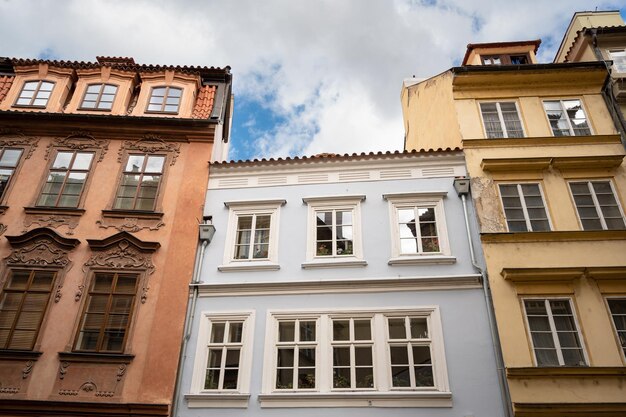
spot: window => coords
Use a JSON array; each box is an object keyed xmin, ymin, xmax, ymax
[
  {"xmin": 74, "ymin": 272, "xmax": 138, "ymax": 353},
  {"xmin": 14, "ymin": 80, "xmax": 54, "ymax": 107},
  {"xmin": 114, "ymin": 154, "xmax": 165, "ymax": 211},
  {"xmin": 0, "ymin": 148, "xmax": 23, "ymax": 200},
  {"xmin": 188, "ymin": 312, "xmax": 254, "ymax": 406},
  {"xmin": 0, "ymin": 269, "xmax": 57, "ymax": 350},
  {"xmin": 569, "ymin": 180, "xmax": 625, "ymax": 230},
  {"xmin": 80, "ymin": 83, "xmax": 118, "ymax": 110},
  {"xmin": 499, "ymin": 183, "xmax": 550, "ymax": 232},
  {"xmin": 481, "ymin": 54, "xmax": 529, "ymax": 65},
  {"xmin": 388, "ymin": 316, "xmax": 433, "ymax": 388},
  {"xmin": 276, "ymin": 319, "xmax": 317, "ymax": 390},
  {"xmin": 482, "ymin": 55, "xmax": 501, "ymax": 65},
  {"xmin": 479, "ymin": 102, "xmax": 524, "ymax": 138},
  {"xmin": 146, "ymin": 86, "xmax": 182, "ymax": 113},
  {"xmin": 37, "ymin": 151, "xmax": 94, "ymax": 208},
  {"xmin": 303, "ymin": 196, "xmax": 365, "ymax": 268},
  {"xmin": 607, "ymin": 299, "xmax": 626, "ymax": 358},
  {"xmin": 220, "ymin": 200, "xmax": 284, "ymax": 272},
  {"xmin": 523, "ymin": 299, "xmax": 586, "ymax": 367},
  {"xmin": 385, "ymin": 192, "xmax": 453, "ymax": 265},
  {"xmin": 510, "ymin": 55, "xmax": 529, "ymax": 65},
  {"xmin": 609, "ymin": 50, "xmax": 626, "ymax": 73},
  {"xmin": 543, "ymin": 99, "xmax": 592, "ymax": 136},
  {"xmin": 261, "ymin": 308, "xmax": 450, "ymax": 407}
]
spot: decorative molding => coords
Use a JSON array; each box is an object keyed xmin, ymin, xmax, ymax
[
  {"xmin": 5, "ymin": 239, "xmax": 70, "ymax": 267},
  {"xmin": 0, "ymin": 224, "xmax": 7, "ymax": 235},
  {"xmin": 21, "ymin": 361, "xmax": 34, "ymax": 379},
  {"xmin": 23, "ymin": 212, "xmax": 81, "ymax": 236},
  {"xmin": 481, "ymin": 230, "xmax": 626, "ymax": 243},
  {"xmin": 0, "ymin": 385, "xmax": 19, "ymax": 394},
  {"xmin": 58, "ymin": 351, "xmax": 135, "ymax": 364},
  {"xmin": 382, "ymin": 191, "xmax": 448, "ymax": 200},
  {"xmin": 185, "ymin": 393, "xmax": 250, "ymax": 409},
  {"xmin": 59, "ymin": 361, "xmax": 70, "ymax": 380},
  {"xmin": 0, "ymin": 130, "xmax": 39, "ymax": 159},
  {"xmin": 300, "ymin": 259, "xmax": 368, "ymax": 269},
  {"xmin": 257, "ymin": 391, "xmax": 453, "ymax": 408},
  {"xmin": 302, "ymin": 195, "xmax": 366, "ymax": 204},
  {"xmin": 116, "ymin": 364, "xmax": 126, "ymax": 382},
  {"xmin": 97, "ymin": 214, "xmax": 165, "ymax": 233},
  {"xmin": 463, "ymin": 134, "xmax": 622, "ymax": 148},
  {"xmin": 223, "ymin": 199, "xmax": 286, "ymax": 208},
  {"xmin": 513, "ymin": 402, "xmax": 626, "ymax": 417},
  {"xmin": 118, "ymin": 135, "xmax": 181, "ymax": 166},
  {"xmin": 58, "ymin": 380, "xmax": 114, "ymax": 397},
  {"xmin": 481, "ymin": 155, "xmax": 624, "ymax": 172},
  {"xmin": 46, "ymin": 132, "xmax": 110, "ymax": 162},
  {"xmin": 0, "ymin": 350, "xmax": 42, "ymax": 361},
  {"xmin": 387, "ymin": 256, "xmax": 457, "ymax": 266},
  {"xmin": 196, "ymin": 274, "xmax": 483, "ymax": 297},
  {"xmin": 507, "ymin": 366, "xmax": 626, "ymax": 378},
  {"xmin": 217, "ymin": 262, "xmax": 281, "ymax": 272}
]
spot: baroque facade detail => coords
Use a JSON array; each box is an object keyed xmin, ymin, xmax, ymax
[
  {"xmin": 118, "ymin": 135, "xmax": 181, "ymax": 166},
  {"xmin": 0, "ymin": 129, "xmax": 39, "ymax": 159},
  {"xmin": 96, "ymin": 216, "xmax": 165, "ymax": 233},
  {"xmin": 45, "ymin": 132, "xmax": 110, "ymax": 162},
  {"xmin": 23, "ymin": 214, "xmax": 80, "ymax": 235}
]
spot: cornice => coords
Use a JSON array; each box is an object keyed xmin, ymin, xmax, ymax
[
  {"xmin": 513, "ymin": 402, "xmax": 626, "ymax": 417},
  {"xmin": 195, "ymin": 274, "xmax": 482, "ymax": 297},
  {"xmin": 480, "ymin": 230, "xmax": 626, "ymax": 243},
  {"xmin": 480, "ymin": 155, "xmax": 624, "ymax": 172},
  {"xmin": 507, "ymin": 366, "xmax": 626, "ymax": 378},
  {"xmin": 463, "ymin": 134, "xmax": 622, "ymax": 148},
  {"xmin": 500, "ymin": 266, "xmax": 626, "ymax": 282}
]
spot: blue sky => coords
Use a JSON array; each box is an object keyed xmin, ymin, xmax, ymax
[{"xmin": 1, "ymin": 1, "xmax": 625, "ymax": 161}]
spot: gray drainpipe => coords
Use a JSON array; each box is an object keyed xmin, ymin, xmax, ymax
[
  {"xmin": 454, "ymin": 177, "xmax": 513, "ymax": 417},
  {"xmin": 171, "ymin": 218, "xmax": 215, "ymax": 417}
]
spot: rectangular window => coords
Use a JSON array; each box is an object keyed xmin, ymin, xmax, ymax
[
  {"xmin": 114, "ymin": 154, "xmax": 165, "ymax": 211},
  {"xmin": 0, "ymin": 269, "xmax": 56, "ymax": 350},
  {"xmin": 397, "ymin": 207, "xmax": 439, "ymax": 254},
  {"xmin": 275, "ymin": 319, "xmax": 317, "ymax": 390},
  {"xmin": 569, "ymin": 180, "xmax": 626, "ymax": 230},
  {"xmin": 37, "ymin": 151, "xmax": 94, "ymax": 208},
  {"xmin": 480, "ymin": 102, "xmax": 524, "ymax": 138},
  {"xmin": 205, "ymin": 320, "xmax": 244, "ymax": 390},
  {"xmin": 543, "ymin": 99, "xmax": 592, "ymax": 136},
  {"xmin": 609, "ymin": 50, "xmax": 626, "ymax": 73},
  {"xmin": 510, "ymin": 55, "xmax": 529, "ymax": 65},
  {"xmin": 0, "ymin": 148, "xmax": 24, "ymax": 200},
  {"xmin": 74, "ymin": 272, "xmax": 138, "ymax": 353},
  {"xmin": 81, "ymin": 83, "xmax": 118, "ymax": 110},
  {"xmin": 482, "ymin": 55, "xmax": 501, "ymax": 65},
  {"xmin": 146, "ymin": 86, "xmax": 182, "ymax": 113},
  {"xmin": 315, "ymin": 209, "xmax": 353, "ymax": 256},
  {"xmin": 499, "ymin": 183, "xmax": 550, "ymax": 232},
  {"xmin": 234, "ymin": 214, "xmax": 271, "ymax": 260},
  {"xmin": 607, "ymin": 299, "xmax": 626, "ymax": 358},
  {"xmin": 524, "ymin": 299, "xmax": 586, "ymax": 367},
  {"xmin": 331, "ymin": 318, "xmax": 374, "ymax": 389},
  {"xmin": 15, "ymin": 80, "xmax": 54, "ymax": 107},
  {"xmin": 388, "ymin": 316, "xmax": 433, "ymax": 388}
]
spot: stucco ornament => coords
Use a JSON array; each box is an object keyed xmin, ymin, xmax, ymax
[
  {"xmin": 5, "ymin": 238, "xmax": 71, "ymax": 267},
  {"xmin": 0, "ymin": 129, "xmax": 39, "ymax": 159},
  {"xmin": 118, "ymin": 135, "xmax": 181, "ymax": 166},
  {"xmin": 96, "ymin": 216, "xmax": 165, "ymax": 233},
  {"xmin": 45, "ymin": 132, "xmax": 110, "ymax": 162},
  {"xmin": 23, "ymin": 214, "xmax": 80, "ymax": 235}
]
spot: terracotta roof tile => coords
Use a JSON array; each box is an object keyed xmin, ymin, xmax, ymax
[
  {"xmin": 561, "ymin": 26, "xmax": 626, "ymax": 62},
  {"xmin": 192, "ymin": 85, "xmax": 217, "ymax": 119},
  {"xmin": 0, "ymin": 75, "xmax": 14, "ymax": 103},
  {"xmin": 211, "ymin": 148, "xmax": 463, "ymax": 167}
]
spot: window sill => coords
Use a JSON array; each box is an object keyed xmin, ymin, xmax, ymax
[
  {"xmin": 24, "ymin": 206, "xmax": 85, "ymax": 216},
  {"xmin": 185, "ymin": 393, "xmax": 250, "ymax": 408},
  {"xmin": 58, "ymin": 351, "xmax": 135, "ymax": 364},
  {"xmin": 257, "ymin": 391, "xmax": 452, "ymax": 408},
  {"xmin": 0, "ymin": 349, "xmax": 43, "ymax": 361},
  {"xmin": 101, "ymin": 209, "xmax": 164, "ymax": 220},
  {"xmin": 218, "ymin": 262, "xmax": 280, "ymax": 272},
  {"xmin": 388, "ymin": 255, "xmax": 456, "ymax": 266},
  {"xmin": 506, "ymin": 366, "xmax": 626, "ymax": 378},
  {"xmin": 481, "ymin": 230, "xmax": 626, "ymax": 243},
  {"xmin": 301, "ymin": 258, "xmax": 368, "ymax": 269}
]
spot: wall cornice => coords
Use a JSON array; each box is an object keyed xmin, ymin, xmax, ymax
[{"xmin": 481, "ymin": 230, "xmax": 626, "ymax": 243}]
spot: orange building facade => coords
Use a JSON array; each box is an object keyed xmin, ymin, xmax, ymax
[{"xmin": 0, "ymin": 56, "xmax": 232, "ymax": 416}]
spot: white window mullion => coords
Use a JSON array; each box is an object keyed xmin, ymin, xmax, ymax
[
  {"xmin": 495, "ymin": 103, "xmax": 508, "ymax": 138},
  {"xmin": 560, "ymin": 100, "xmax": 576, "ymax": 136},
  {"xmin": 588, "ymin": 182, "xmax": 608, "ymax": 230},
  {"xmin": 516, "ymin": 184, "xmax": 533, "ymax": 231},
  {"xmin": 544, "ymin": 300, "xmax": 565, "ymax": 366}
]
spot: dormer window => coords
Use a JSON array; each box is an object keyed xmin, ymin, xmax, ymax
[
  {"xmin": 482, "ymin": 55, "xmax": 501, "ymax": 65},
  {"xmin": 481, "ymin": 54, "xmax": 530, "ymax": 65},
  {"xmin": 14, "ymin": 80, "xmax": 55, "ymax": 107},
  {"xmin": 146, "ymin": 86, "xmax": 182, "ymax": 114},
  {"xmin": 81, "ymin": 83, "xmax": 118, "ymax": 110}
]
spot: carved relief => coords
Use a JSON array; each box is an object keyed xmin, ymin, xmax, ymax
[
  {"xmin": 0, "ymin": 129, "xmax": 39, "ymax": 159},
  {"xmin": 96, "ymin": 216, "xmax": 165, "ymax": 233},
  {"xmin": 6, "ymin": 238, "xmax": 71, "ymax": 267},
  {"xmin": 23, "ymin": 214, "xmax": 79, "ymax": 235},
  {"xmin": 55, "ymin": 363, "xmax": 126, "ymax": 398},
  {"xmin": 45, "ymin": 132, "xmax": 110, "ymax": 162},
  {"xmin": 22, "ymin": 361, "xmax": 34, "ymax": 379},
  {"xmin": 59, "ymin": 361, "xmax": 70, "ymax": 380},
  {"xmin": 0, "ymin": 384, "xmax": 19, "ymax": 394},
  {"xmin": 118, "ymin": 135, "xmax": 181, "ymax": 166},
  {"xmin": 0, "ymin": 224, "xmax": 7, "ymax": 235},
  {"xmin": 116, "ymin": 364, "xmax": 127, "ymax": 382}
]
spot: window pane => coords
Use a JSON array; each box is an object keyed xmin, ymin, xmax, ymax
[
  {"xmin": 333, "ymin": 320, "xmax": 349, "ymax": 341},
  {"xmin": 0, "ymin": 149, "xmax": 23, "ymax": 167},
  {"xmin": 211, "ymin": 323, "xmax": 225, "ymax": 343},
  {"xmin": 388, "ymin": 318, "xmax": 406, "ymax": 339},
  {"xmin": 410, "ymin": 318, "xmax": 428, "ymax": 339},
  {"xmin": 354, "ymin": 320, "xmax": 371, "ymax": 340},
  {"xmin": 145, "ymin": 156, "xmax": 165, "ymax": 173},
  {"xmin": 126, "ymin": 155, "xmax": 145, "ymax": 172},
  {"xmin": 299, "ymin": 321, "xmax": 316, "ymax": 341},
  {"xmin": 278, "ymin": 321, "xmax": 295, "ymax": 342}
]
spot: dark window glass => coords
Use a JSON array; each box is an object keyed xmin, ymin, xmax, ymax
[
  {"xmin": 113, "ymin": 154, "xmax": 165, "ymax": 211},
  {"xmin": 37, "ymin": 151, "xmax": 94, "ymax": 208}
]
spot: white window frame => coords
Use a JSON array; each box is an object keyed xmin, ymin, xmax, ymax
[
  {"xmin": 605, "ymin": 297, "xmax": 626, "ymax": 362},
  {"xmin": 478, "ymin": 101, "xmax": 526, "ymax": 139},
  {"xmin": 259, "ymin": 307, "xmax": 450, "ymax": 408},
  {"xmin": 608, "ymin": 49, "xmax": 626, "ymax": 74},
  {"xmin": 301, "ymin": 195, "xmax": 366, "ymax": 269},
  {"xmin": 542, "ymin": 98, "xmax": 593, "ymax": 137},
  {"xmin": 567, "ymin": 179, "xmax": 626, "ymax": 231},
  {"xmin": 522, "ymin": 298, "xmax": 588, "ymax": 367},
  {"xmin": 498, "ymin": 182, "xmax": 552, "ymax": 232},
  {"xmin": 219, "ymin": 199, "xmax": 285, "ymax": 272},
  {"xmin": 384, "ymin": 192, "xmax": 454, "ymax": 265},
  {"xmin": 187, "ymin": 311, "xmax": 255, "ymax": 408}
]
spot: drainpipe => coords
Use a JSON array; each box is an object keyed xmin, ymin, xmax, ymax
[
  {"xmin": 453, "ymin": 177, "xmax": 513, "ymax": 417},
  {"xmin": 171, "ymin": 217, "xmax": 215, "ymax": 417}
]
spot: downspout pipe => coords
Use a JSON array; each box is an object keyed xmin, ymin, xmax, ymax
[
  {"xmin": 454, "ymin": 177, "xmax": 513, "ymax": 417},
  {"xmin": 171, "ymin": 223, "xmax": 212, "ymax": 417}
]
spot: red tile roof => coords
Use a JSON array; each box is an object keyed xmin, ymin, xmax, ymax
[
  {"xmin": 211, "ymin": 148, "xmax": 463, "ymax": 167},
  {"xmin": 0, "ymin": 75, "xmax": 14, "ymax": 103},
  {"xmin": 192, "ymin": 85, "xmax": 217, "ymax": 119}
]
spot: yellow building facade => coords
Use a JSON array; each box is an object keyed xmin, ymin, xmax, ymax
[{"xmin": 402, "ymin": 43, "xmax": 626, "ymax": 416}]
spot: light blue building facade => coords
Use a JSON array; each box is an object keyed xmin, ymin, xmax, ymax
[{"xmin": 174, "ymin": 150, "xmax": 506, "ymax": 417}]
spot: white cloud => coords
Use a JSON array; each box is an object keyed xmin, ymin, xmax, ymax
[{"xmin": 0, "ymin": 0, "xmax": 623, "ymax": 160}]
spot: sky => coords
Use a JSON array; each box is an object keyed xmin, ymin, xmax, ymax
[{"xmin": 1, "ymin": 0, "xmax": 625, "ymax": 161}]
